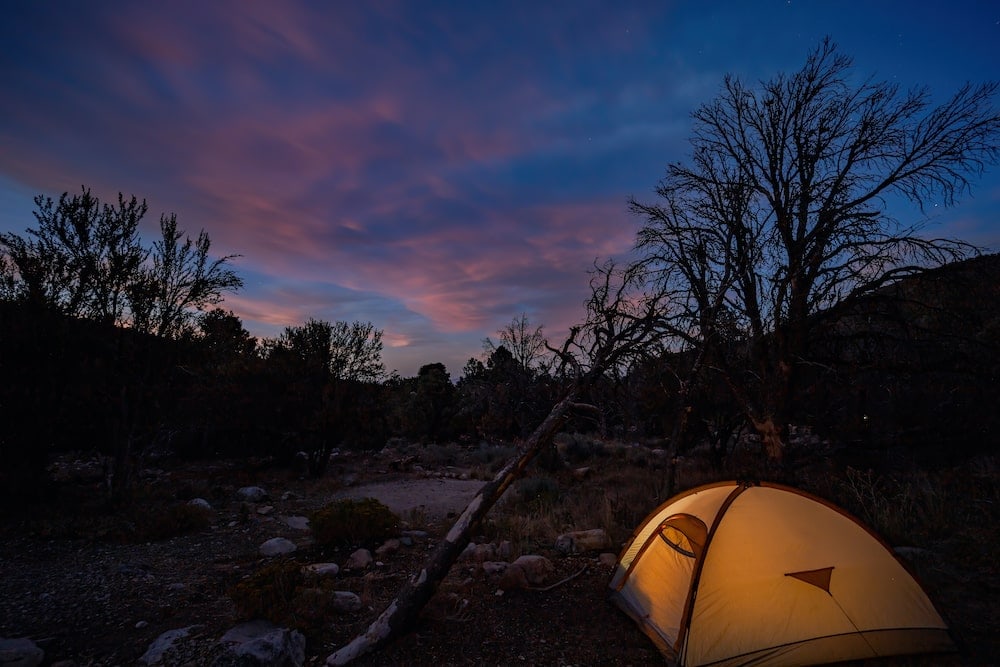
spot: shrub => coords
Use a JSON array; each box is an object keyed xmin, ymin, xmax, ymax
[
  {"xmin": 509, "ymin": 475, "xmax": 560, "ymax": 509},
  {"xmin": 556, "ymin": 433, "xmax": 608, "ymax": 463},
  {"xmin": 469, "ymin": 443, "xmax": 517, "ymax": 472},
  {"xmin": 230, "ymin": 559, "xmax": 303, "ymax": 624},
  {"xmin": 309, "ymin": 497, "xmax": 399, "ymax": 547},
  {"xmin": 417, "ymin": 442, "xmax": 462, "ymax": 467}
]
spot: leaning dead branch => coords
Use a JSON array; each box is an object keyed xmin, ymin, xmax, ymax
[{"xmin": 327, "ymin": 259, "xmax": 671, "ymax": 666}]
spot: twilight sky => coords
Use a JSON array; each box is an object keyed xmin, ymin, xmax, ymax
[{"xmin": 1, "ymin": 1, "xmax": 998, "ymax": 377}]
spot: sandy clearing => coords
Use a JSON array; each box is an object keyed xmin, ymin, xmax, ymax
[{"xmin": 331, "ymin": 477, "xmax": 485, "ymax": 519}]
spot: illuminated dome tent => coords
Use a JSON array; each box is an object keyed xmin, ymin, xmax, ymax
[{"xmin": 609, "ymin": 481, "xmax": 955, "ymax": 666}]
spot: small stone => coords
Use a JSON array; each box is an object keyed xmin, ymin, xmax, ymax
[
  {"xmin": 256, "ymin": 505, "xmax": 274, "ymax": 516},
  {"xmin": 139, "ymin": 625, "xmax": 200, "ymax": 665},
  {"xmin": 507, "ymin": 555, "xmax": 553, "ymax": 587},
  {"xmin": 281, "ymin": 515, "xmax": 310, "ymax": 530},
  {"xmin": 135, "ymin": 620, "xmax": 149, "ymax": 629},
  {"xmin": 554, "ymin": 528, "xmax": 612, "ymax": 554},
  {"xmin": 401, "ymin": 529, "xmax": 429, "ymax": 540},
  {"xmin": 598, "ymin": 552, "xmax": 618, "ymax": 568},
  {"xmin": 482, "ymin": 561, "xmax": 509, "ymax": 576},
  {"xmin": 259, "ymin": 537, "xmax": 297, "ymax": 557},
  {"xmin": 344, "ymin": 548, "xmax": 373, "ymax": 570},
  {"xmin": 236, "ymin": 486, "xmax": 268, "ymax": 502},
  {"xmin": 375, "ymin": 538, "xmax": 400, "ymax": 558},
  {"xmin": 303, "ymin": 562, "xmax": 339, "ymax": 578},
  {"xmin": 187, "ymin": 498, "xmax": 212, "ymax": 510},
  {"xmin": 329, "ymin": 590, "xmax": 363, "ymax": 613}
]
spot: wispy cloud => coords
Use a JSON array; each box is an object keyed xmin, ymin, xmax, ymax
[{"xmin": 2, "ymin": 1, "xmax": 998, "ymax": 375}]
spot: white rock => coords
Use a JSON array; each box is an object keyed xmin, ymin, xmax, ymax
[
  {"xmin": 236, "ymin": 486, "xmax": 268, "ymax": 502},
  {"xmin": 218, "ymin": 620, "xmax": 305, "ymax": 667},
  {"xmin": 139, "ymin": 625, "xmax": 200, "ymax": 665},
  {"xmin": 554, "ymin": 528, "xmax": 612, "ymax": 554},
  {"xmin": 259, "ymin": 537, "xmax": 297, "ymax": 557}
]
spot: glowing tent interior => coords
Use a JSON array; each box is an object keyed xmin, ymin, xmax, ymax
[{"xmin": 608, "ymin": 481, "xmax": 956, "ymax": 666}]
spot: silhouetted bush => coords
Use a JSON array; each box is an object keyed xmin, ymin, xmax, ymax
[{"xmin": 309, "ymin": 497, "xmax": 398, "ymax": 547}]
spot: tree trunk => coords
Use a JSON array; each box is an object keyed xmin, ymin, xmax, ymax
[{"xmin": 326, "ymin": 392, "xmax": 577, "ymax": 666}]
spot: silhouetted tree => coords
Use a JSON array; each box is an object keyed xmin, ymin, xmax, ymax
[
  {"xmin": 129, "ymin": 214, "xmax": 242, "ymax": 338},
  {"xmin": 0, "ymin": 188, "xmax": 147, "ymax": 322},
  {"xmin": 483, "ymin": 313, "xmax": 549, "ymax": 373},
  {"xmin": 268, "ymin": 318, "xmax": 385, "ymax": 474},
  {"xmin": 0, "ymin": 187, "xmax": 242, "ymax": 338},
  {"xmin": 631, "ymin": 39, "xmax": 999, "ymax": 461},
  {"xmin": 0, "ymin": 187, "xmax": 243, "ymax": 502}
]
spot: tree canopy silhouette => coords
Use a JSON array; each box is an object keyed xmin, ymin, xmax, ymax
[{"xmin": 631, "ymin": 38, "xmax": 1000, "ymax": 460}]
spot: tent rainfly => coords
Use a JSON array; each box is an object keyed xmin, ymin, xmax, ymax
[{"xmin": 609, "ymin": 481, "xmax": 956, "ymax": 666}]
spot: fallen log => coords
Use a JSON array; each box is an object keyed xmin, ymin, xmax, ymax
[{"xmin": 326, "ymin": 392, "xmax": 578, "ymax": 665}]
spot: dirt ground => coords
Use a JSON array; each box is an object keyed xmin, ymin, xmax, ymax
[{"xmin": 0, "ymin": 450, "xmax": 996, "ymax": 666}]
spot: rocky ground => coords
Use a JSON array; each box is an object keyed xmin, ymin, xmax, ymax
[{"xmin": 0, "ymin": 449, "xmax": 996, "ymax": 666}]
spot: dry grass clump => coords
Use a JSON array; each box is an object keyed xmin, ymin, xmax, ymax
[
  {"xmin": 309, "ymin": 497, "xmax": 399, "ymax": 548},
  {"xmin": 831, "ymin": 457, "xmax": 1000, "ymax": 554},
  {"xmin": 229, "ymin": 559, "xmax": 347, "ymax": 643}
]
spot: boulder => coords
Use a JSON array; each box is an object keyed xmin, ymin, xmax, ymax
[
  {"xmin": 236, "ymin": 486, "xmax": 269, "ymax": 502},
  {"xmin": 259, "ymin": 537, "xmax": 297, "ymax": 557},
  {"xmin": 218, "ymin": 619, "xmax": 305, "ymax": 666},
  {"xmin": 554, "ymin": 528, "xmax": 612, "ymax": 554},
  {"xmin": 0, "ymin": 637, "xmax": 44, "ymax": 667}
]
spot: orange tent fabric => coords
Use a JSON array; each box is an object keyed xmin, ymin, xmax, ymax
[{"xmin": 609, "ymin": 481, "xmax": 955, "ymax": 666}]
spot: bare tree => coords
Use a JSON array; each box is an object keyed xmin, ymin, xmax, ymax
[
  {"xmin": 483, "ymin": 312, "xmax": 549, "ymax": 372},
  {"xmin": 129, "ymin": 213, "xmax": 242, "ymax": 338},
  {"xmin": 631, "ymin": 38, "xmax": 999, "ymax": 460},
  {"xmin": 0, "ymin": 187, "xmax": 148, "ymax": 323},
  {"xmin": 0, "ymin": 187, "xmax": 242, "ymax": 339}
]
